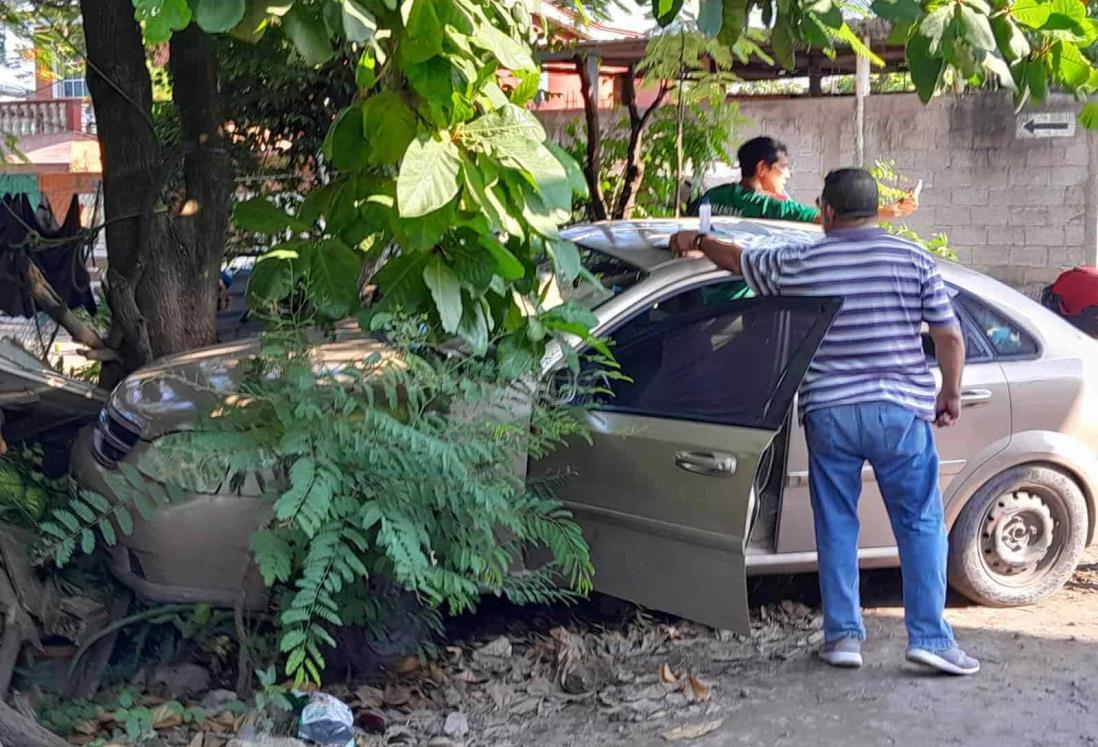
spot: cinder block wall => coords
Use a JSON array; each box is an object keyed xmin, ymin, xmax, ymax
[{"xmin": 539, "ymin": 92, "xmax": 1098, "ymax": 297}]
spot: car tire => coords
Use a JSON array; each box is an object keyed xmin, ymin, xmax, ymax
[{"xmin": 948, "ymin": 465, "xmax": 1088, "ymax": 607}]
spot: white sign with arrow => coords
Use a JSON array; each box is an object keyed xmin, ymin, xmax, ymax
[{"xmin": 1016, "ymin": 112, "xmax": 1077, "ymax": 139}]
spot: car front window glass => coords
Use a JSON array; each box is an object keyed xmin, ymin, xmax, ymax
[{"xmin": 537, "ymin": 246, "xmax": 649, "ymax": 311}]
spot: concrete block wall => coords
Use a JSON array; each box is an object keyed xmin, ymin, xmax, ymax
[{"xmin": 539, "ymin": 92, "xmax": 1098, "ymax": 297}]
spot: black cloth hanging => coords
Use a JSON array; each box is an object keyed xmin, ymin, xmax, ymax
[{"xmin": 0, "ymin": 193, "xmax": 96, "ymax": 319}]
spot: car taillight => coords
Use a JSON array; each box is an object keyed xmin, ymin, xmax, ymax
[{"xmin": 92, "ymin": 408, "xmax": 141, "ymax": 469}]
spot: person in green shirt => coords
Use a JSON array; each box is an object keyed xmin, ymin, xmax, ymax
[{"xmin": 688, "ymin": 136, "xmax": 917, "ymax": 223}]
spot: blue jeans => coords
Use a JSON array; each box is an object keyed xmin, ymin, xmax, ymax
[{"xmin": 804, "ymin": 402, "xmax": 955, "ymax": 651}]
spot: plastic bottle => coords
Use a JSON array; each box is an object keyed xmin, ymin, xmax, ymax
[{"xmin": 698, "ymin": 197, "xmax": 712, "ymax": 235}]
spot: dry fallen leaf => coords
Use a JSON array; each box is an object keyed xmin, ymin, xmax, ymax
[
  {"xmin": 428, "ymin": 662, "xmax": 449, "ymax": 683},
  {"xmin": 393, "ymin": 655, "xmax": 421, "ymax": 675},
  {"xmin": 685, "ymin": 674, "xmax": 712, "ymax": 703},
  {"xmin": 510, "ymin": 696, "xmax": 541, "ymax": 716},
  {"xmin": 477, "ymin": 635, "xmax": 513, "ymax": 658},
  {"xmin": 455, "ymin": 669, "xmax": 479, "ymax": 684},
  {"xmin": 187, "ymin": 734, "xmax": 204, "ymax": 747},
  {"xmin": 383, "ymin": 684, "xmax": 413, "ymax": 708},
  {"xmin": 74, "ymin": 719, "xmax": 100, "ymax": 736},
  {"xmin": 151, "ymin": 704, "xmax": 183, "ymax": 730},
  {"xmin": 662, "ymin": 719, "xmax": 724, "ymax": 741},
  {"xmin": 659, "ymin": 663, "xmax": 678, "ymax": 685},
  {"xmin": 356, "ymin": 685, "xmax": 385, "ymax": 708}
]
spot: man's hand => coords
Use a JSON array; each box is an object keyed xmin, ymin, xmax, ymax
[
  {"xmin": 935, "ymin": 389, "xmax": 961, "ymax": 428},
  {"xmin": 670, "ymin": 230, "xmax": 704, "ymax": 259},
  {"xmin": 881, "ymin": 193, "xmax": 919, "ymax": 220}
]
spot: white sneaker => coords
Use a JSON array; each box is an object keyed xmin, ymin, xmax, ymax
[
  {"xmin": 906, "ymin": 646, "xmax": 980, "ymax": 676},
  {"xmin": 819, "ymin": 638, "xmax": 863, "ymax": 668}
]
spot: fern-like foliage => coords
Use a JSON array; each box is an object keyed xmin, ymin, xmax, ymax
[
  {"xmin": 83, "ymin": 317, "xmax": 601, "ymax": 686},
  {"xmin": 36, "ymin": 462, "xmax": 190, "ymax": 567}
]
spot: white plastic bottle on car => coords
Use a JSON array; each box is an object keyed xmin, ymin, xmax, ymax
[{"xmin": 698, "ymin": 196, "xmax": 712, "ymax": 235}]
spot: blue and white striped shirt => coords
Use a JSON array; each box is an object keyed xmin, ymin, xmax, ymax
[{"xmin": 740, "ymin": 227, "xmax": 957, "ymax": 422}]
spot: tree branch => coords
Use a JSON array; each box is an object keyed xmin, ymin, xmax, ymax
[
  {"xmin": 22, "ymin": 263, "xmax": 106, "ymax": 353},
  {"xmin": 574, "ymin": 53, "xmax": 608, "ymax": 221},
  {"xmin": 614, "ymin": 67, "xmax": 671, "ymax": 220}
]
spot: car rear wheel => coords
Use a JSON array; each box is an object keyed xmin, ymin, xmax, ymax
[{"xmin": 948, "ymin": 465, "xmax": 1088, "ymax": 607}]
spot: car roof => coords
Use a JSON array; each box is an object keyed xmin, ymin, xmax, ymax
[
  {"xmin": 560, "ymin": 217, "xmax": 1094, "ymax": 357},
  {"xmin": 560, "ymin": 217, "xmax": 822, "ymax": 273}
]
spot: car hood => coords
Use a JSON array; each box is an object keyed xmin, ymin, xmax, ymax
[{"xmin": 110, "ymin": 330, "xmax": 396, "ymax": 439}]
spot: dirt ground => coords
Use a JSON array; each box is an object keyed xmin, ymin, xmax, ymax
[
  {"xmin": 412, "ymin": 546, "xmax": 1098, "ymax": 747},
  {"xmin": 637, "ymin": 546, "xmax": 1098, "ymax": 747}
]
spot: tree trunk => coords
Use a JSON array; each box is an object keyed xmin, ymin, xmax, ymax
[
  {"xmin": 574, "ymin": 54, "xmax": 608, "ymax": 221},
  {"xmin": 82, "ymin": 0, "xmax": 231, "ymax": 388},
  {"xmin": 0, "ymin": 698, "xmax": 69, "ymax": 747},
  {"xmin": 614, "ymin": 68, "xmax": 669, "ymax": 220}
]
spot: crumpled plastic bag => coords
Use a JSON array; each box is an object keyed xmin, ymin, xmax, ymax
[{"xmin": 297, "ymin": 691, "xmax": 355, "ymax": 747}]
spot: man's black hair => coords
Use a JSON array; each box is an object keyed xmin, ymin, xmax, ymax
[
  {"xmin": 737, "ymin": 136, "xmax": 788, "ymax": 179},
  {"xmin": 822, "ymin": 168, "xmax": 879, "ymax": 220}
]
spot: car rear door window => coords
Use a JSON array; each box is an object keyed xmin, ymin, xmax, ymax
[
  {"xmin": 955, "ymin": 293, "xmax": 1039, "ymax": 359},
  {"xmin": 590, "ymin": 283, "xmax": 838, "ymax": 430}
]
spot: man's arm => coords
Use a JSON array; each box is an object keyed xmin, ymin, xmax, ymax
[
  {"xmin": 669, "ymin": 231, "xmax": 745, "ymax": 273},
  {"xmin": 929, "ymin": 324, "xmax": 965, "ymax": 427}
]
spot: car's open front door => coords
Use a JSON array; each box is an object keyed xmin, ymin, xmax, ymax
[{"xmin": 534, "ymin": 292, "xmax": 840, "ymax": 632}]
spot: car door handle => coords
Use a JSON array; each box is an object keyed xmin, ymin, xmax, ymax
[
  {"xmin": 674, "ymin": 450, "xmax": 738, "ymax": 477},
  {"xmin": 961, "ymin": 388, "xmax": 993, "ymax": 406}
]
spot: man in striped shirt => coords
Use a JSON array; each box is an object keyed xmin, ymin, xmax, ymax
[{"xmin": 670, "ymin": 168, "xmax": 978, "ymax": 676}]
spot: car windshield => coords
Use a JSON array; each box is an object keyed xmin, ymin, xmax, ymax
[{"xmin": 538, "ymin": 245, "xmax": 648, "ymax": 311}]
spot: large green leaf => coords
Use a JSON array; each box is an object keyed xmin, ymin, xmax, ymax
[
  {"xmin": 697, "ymin": 0, "xmax": 724, "ymax": 36},
  {"xmin": 282, "ymin": 6, "xmax": 334, "ymax": 66},
  {"xmin": 247, "ymin": 242, "xmax": 312, "ymax": 307},
  {"xmin": 495, "ymin": 139, "xmax": 570, "ymax": 214},
  {"xmin": 235, "ymin": 197, "xmax": 309, "ymax": 234},
  {"xmin": 653, "ymin": 0, "xmax": 686, "ymax": 27},
  {"xmin": 193, "ymin": 0, "xmax": 246, "ymax": 32},
  {"xmin": 771, "ymin": 18, "xmax": 797, "ymax": 71},
  {"xmin": 462, "ymin": 103, "xmax": 546, "ymax": 148},
  {"xmin": 370, "ymin": 252, "xmax": 431, "ymax": 313},
  {"xmin": 449, "ymin": 239, "xmax": 496, "ymax": 292},
  {"xmin": 310, "ymin": 239, "xmax": 364, "ymax": 319},
  {"xmin": 342, "ymin": 0, "xmax": 377, "ymax": 43},
  {"xmin": 1052, "ymin": 40, "xmax": 1091, "ymax": 87},
  {"xmin": 479, "ymin": 237, "xmax": 525, "ymax": 280},
  {"xmin": 908, "ymin": 34, "xmax": 945, "ymax": 103},
  {"xmin": 919, "ymin": 6, "xmax": 956, "ymax": 53},
  {"xmin": 404, "ymin": 0, "xmax": 445, "ymax": 63},
  {"xmin": 323, "ymin": 102, "xmax": 370, "ymax": 172},
  {"xmin": 991, "ymin": 16, "xmax": 1031, "ymax": 61},
  {"xmin": 1044, "ymin": 0, "xmax": 1087, "ymax": 32},
  {"xmin": 1027, "ymin": 59, "xmax": 1050, "ymax": 101},
  {"xmin": 545, "ymin": 142, "xmax": 588, "ymax": 200},
  {"xmin": 1080, "ymin": 102, "xmax": 1098, "ymax": 130},
  {"xmin": 471, "ymin": 23, "xmax": 536, "ymax": 71},
  {"xmin": 1011, "ymin": 0, "xmax": 1052, "ymax": 28},
  {"xmin": 548, "ymin": 240, "xmax": 581, "ymax": 285},
  {"xmin": 871, "ymin": 0, "xmax": 924, "ymax": 24},
  {"xmin": 457, "ymin": 299, "xmax": 490, "ymax": 356},
  {"xmin": 397, "ymin": 134, "xmax": 462, "ymax": 218},
  {"xmin": 404, "ymin": 57, "xmax": 455, "ymax": 125},
  {"xmin": 718, "ymin": 0, "xmax": 749, "ymax": 45},
  {"xmin": 423, "ymin": 258, "xmax": 463, "ymax": 333},
  {"xmin": 957, "ymin": 5, "xmax": 996, "ymax": 51},
  {"xmin": 230, "ymin": 0, "xmax": 271, "ymax": 41},
  {"xmin": 983, "ymin": 54, "xmax": 1016, "ymax": 90},
  {"xmin": 137, "ymin": 0, "xmax": 192, "ymax": 43},
  {"xmin": 361, "ymin": 92, "xmax": 416, "ymax": 165}
]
